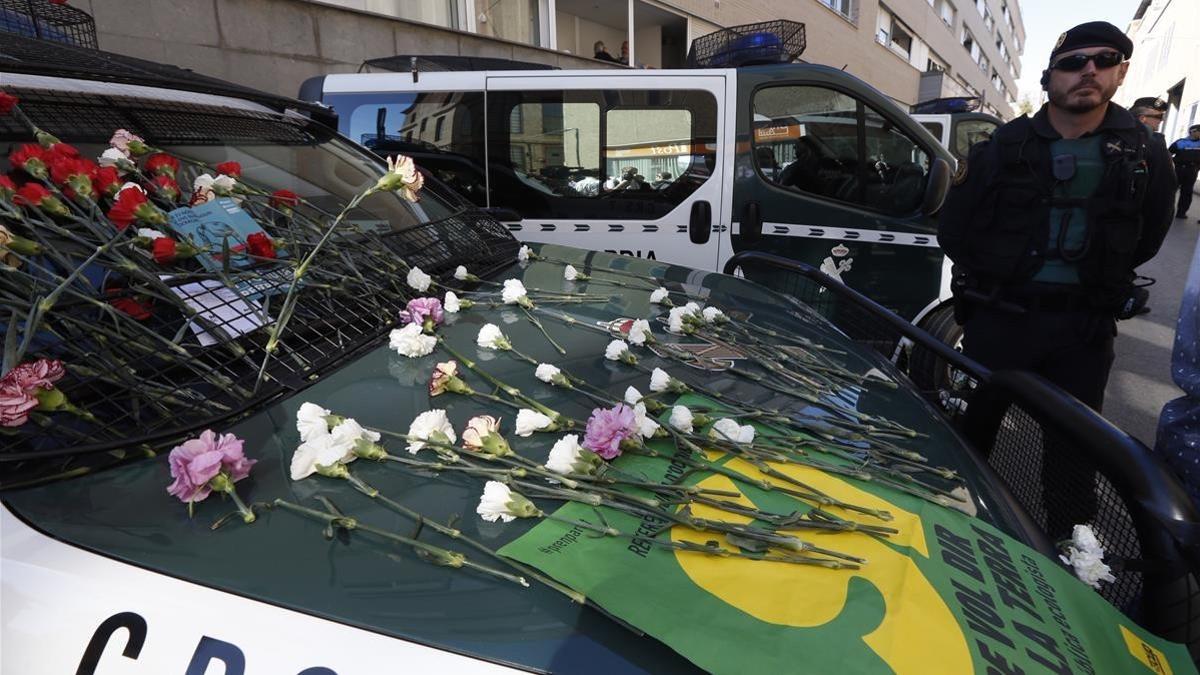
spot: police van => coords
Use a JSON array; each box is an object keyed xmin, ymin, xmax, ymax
[{"xmin": 300, "ymin": 24, "xmax": 958, "ymax": 338}]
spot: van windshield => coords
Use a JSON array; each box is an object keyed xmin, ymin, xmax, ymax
[{"xmin": 0, "ymin": 86, "xmax": 517, "ymax": 485}]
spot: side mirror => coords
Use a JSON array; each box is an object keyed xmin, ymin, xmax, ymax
[
  {"xmin": 483, "ymin": 206, "xmax": 522, "ymax": 222},
  {"xmin": 922, "ymin": 157, "xmax": 952, "ymax": 216}
]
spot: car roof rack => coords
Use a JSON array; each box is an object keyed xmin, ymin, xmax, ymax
[
  {"xmin": 911, "ymin": 97, "xmax": 982, "ymax": 114},
  {"xmin": 361, "ymin": 55, "xmax": 558, "ymax": 73},
  {"xmin": 686, "ymin": 20, "xmax": 806, "ymax": 68},
  {"xmin": 0, "ymin": 31, "xmax": 334, "ymax": 124}
]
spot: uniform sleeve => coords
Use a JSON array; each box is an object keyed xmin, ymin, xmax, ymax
[
  {"xmin": 936, "ymin": 140, "xmax": 993, "ymax": 267},
  {"xmin": 1169, "ymin": 140, "xmax": 1181, "ymax": 156},
  {"xmin": 1134, "ymin": 138, "xmax": 1178, "ymax": 266}
]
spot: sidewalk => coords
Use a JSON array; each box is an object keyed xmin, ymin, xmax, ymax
[{"xmin": 1104, "ymin": 208, "xmax": 1200, "ymax": 445}]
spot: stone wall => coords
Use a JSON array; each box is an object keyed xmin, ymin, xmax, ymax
[{"xmin": 65, "ymin": 0, "xmax": 618, "ymax": 99}]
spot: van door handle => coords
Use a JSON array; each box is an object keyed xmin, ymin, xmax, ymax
[
  {"xmin": 742, "ymin": 201, "xmax": 762, "ymax": 242},
  {"xmin": 689, "ymin": 200, "xmax": 712, "ymax": 244}
]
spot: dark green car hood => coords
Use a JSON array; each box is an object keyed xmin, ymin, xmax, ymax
[{"xmin": 2, "ymin": 245, "xmax": 1030, "ymax": 674}]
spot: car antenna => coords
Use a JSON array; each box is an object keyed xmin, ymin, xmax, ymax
[
  {"xmin": 411, "ymin": 56, "xmax": 419, "ymax": 84},
  {"xmin": 841, "ymin": 64, "xmax": 848, "ymax": 70}
]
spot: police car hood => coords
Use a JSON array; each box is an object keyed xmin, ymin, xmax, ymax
[{"xmin": 1, "ymin": 245, "xmax": 1021, "ymax": 674}]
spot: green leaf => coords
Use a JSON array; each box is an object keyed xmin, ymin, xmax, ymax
[{"xmin": 2, "ymin": 310, "xmax": 17, "ymax": 376}]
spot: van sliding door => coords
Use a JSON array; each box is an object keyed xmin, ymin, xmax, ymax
[{"xmin": 484, "ymin": 73, "xmax": 726, "ymax": 270}]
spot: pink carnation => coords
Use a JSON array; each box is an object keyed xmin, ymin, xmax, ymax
[
  {"xmin": 166, "ymin": 429, "xmax": 256, "ymax": 504},
  {"xmin": 583, "ymin": 403, "xmax": 637, "ymax": 460},
  {"xmin": 109, "ymin": 129, "xmax": 143, "ymax": 155},
  {"xmin": 0, "ymin": 381, "xmax": 38, "ymax": 427},
  {"xmin": 3, "ymin": 358, "xmax": 65, "ymax": 391},
  {"xmin": 400, "ymin": 297, "xmax": 445, "ymax": 328}
]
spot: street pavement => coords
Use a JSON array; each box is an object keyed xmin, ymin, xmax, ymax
[{"xmin": 1104, "ymin": 206, "xmax": 1200, "ymax": 446}]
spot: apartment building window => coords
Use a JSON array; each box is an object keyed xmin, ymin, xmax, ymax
[
  {"xmin": 978, "ymin": 55, "xmax": 989, "ymax": 74},
  {"xmin": 939, "ymin": 0, "xmax": 955, "ymax": 26},
  {"xmin": 1001, "ymin": 1, "xmax": 1013, "ymax": 29},
  {"xmin": 819, "ymin": 0, "xmax": 855, "ymax": 20},
  {"xmin": 983, "ymin": 7, "xmax": 994, "ymax": 32},
  {"xmin": 991, "ymin": 69, "xmax": 1002, "ymax": 91},
  {"xmin": 961, "ymin": 27, "xmax": 981, "ymax": 63},
  {"xmin": 927, "ymin": 51, "xmax": 949, "ymax": 73},
  {"xmin": 877, "ymin": 8, "xmax": 915, "ymax": 60}
]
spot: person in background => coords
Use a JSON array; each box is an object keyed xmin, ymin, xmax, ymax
[
  {"xmin": 1155, "ymin": 236, "xmax": 1200, "ymax": 507},
  {"xmin": 1169, "ymin": 124, "xmax": 1200, "ymax": 220},
  {"xmin": 652, "ymin": 171, "xmax": 673, "ymax": 189},
  {"xmin": 594, "ymin": 41, "xmax": 618, "ymax": 63},
  {"xmin": 1129, "ymin": 96, "xmax": 1168, "ymax": 141}
]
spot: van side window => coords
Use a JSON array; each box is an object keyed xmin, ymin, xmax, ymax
[
  {"xmin": 752, "ymin": 85, "xmax": 931, "ymax": 215},
  {"xmin": 325, "ymin": 91, "xmax": 489, "ymax": 208},
  {"xmin": 954, "ymin": 119, "xmax": 997, "ymax": 160},
  {"xmin": 488, "ymin": 89, "xmax": 718, "ymax": 219}
]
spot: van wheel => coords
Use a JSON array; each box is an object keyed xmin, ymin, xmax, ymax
[{"xmin": 909, "ymin": 304, "xmax": 966, "ymax": 392}]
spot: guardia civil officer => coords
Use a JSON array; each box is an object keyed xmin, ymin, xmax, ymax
[
  {"xmin": 938, "ymin": 22, "xmax": 1176, "ymax": 537},
  {"xmin": 1129, "ymin": 96, "xmax": 1168, "ymax": 140},
  {"xmin": 1169, "ymin": 124, "xmax": 1200, "ymax": 219}
]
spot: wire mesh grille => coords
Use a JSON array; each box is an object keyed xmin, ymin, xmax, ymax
[
  {"xmin": 686, "ymin": 20, "xmax": 806, "ymax": 68},
  {"xmin": 0, "ymin": 0, "xmax": 96, "ymax": 49}
]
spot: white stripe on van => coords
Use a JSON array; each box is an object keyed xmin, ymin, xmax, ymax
[{"xmin": 732, "ymin": 222, "xmax": 940, "ymax": 248}]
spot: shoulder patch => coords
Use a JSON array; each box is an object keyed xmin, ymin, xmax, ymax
[{"xmin": 952, "ymin": 158, "xmax": 968, "ymax": 185}]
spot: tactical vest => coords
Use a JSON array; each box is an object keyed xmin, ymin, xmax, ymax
[{"xmin": 962, "ymin": 115, "xmax": 1150, "ymax": 301}]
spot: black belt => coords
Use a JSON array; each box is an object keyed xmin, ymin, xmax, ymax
[{"xmin": 1003, "ymin": 290, "xmax": 1092, "ymax": 313}]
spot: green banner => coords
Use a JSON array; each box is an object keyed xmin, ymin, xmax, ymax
[{"xmin": 500, "ymin": 428, "xmax": 1195, "ymax": 674}]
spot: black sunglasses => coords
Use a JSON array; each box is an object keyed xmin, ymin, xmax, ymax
[{"xmin": 1050, "ymin": 51, "xmax": 1124, "ymax": 72}]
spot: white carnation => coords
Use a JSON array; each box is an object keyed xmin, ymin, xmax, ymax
[
  {"xmin": 649, "ymin": 287, "xmax": 669, "ymax": 304},
  {"xmin": 406, "ymin": 409, "xmax": 456, "ymax": 453},
  {"xmin": 98, "ymin": 147, "xmax": 131, "ymax": 170},
  {"xmin": 702, "ymin": 307, "xmax": 727, "ymax": 324},
  {"xmin": 624, "ymin": 386, "xmax": 644, "ymax": 406},
  {"xmin": 476, "ymin": 323, "xmax": 509, "ymax": 350},
  {"xmin": 501, "ymin": 278, "xmax": 527, "ymax": 304},
  {"xmin": 545, "ymin": 434, "xmax": 586, "ymax": 475},
  {"xmin": 389, "ymin": 323, "xmax": 437, "ymax": 357},
  {"xmin": 604, "ymin": 339, "xmax": 629, "ymax": 361},
  {"xmin": 518, "ymin": 244, "xmax": 532, "ymax": 263},
  {"xmin": 406, "ymin": 266, "xmax": 432, "ymax": 292},
  {"xmin": 329, "ymin": 417, "xmax": 381, "ymax": 448},
  {"xmin": 136, "ymin": 228, "xmax": 166, "ymax": 240},
  {"xmin": 563, "ymin": 264, "xmax": 579, "ymax": 281},
  {"xmin": 632, "ymin": 402, "xmax": 660, "ymax": 439},
  {"xmin": 711, "ymin": 418, "xmax": 754, "ymax": 444},
  {"xmin": 669, "ymin": 405, "xmax": 694, "ymax": 433},
  {"xmin": 668, "ymin": 307, "xmax": 689, "ymax": 333},
  {"xmin": 476, "ymin": 480, "xmax": 518, "ymax": 523},
  {"xmin": 534, "ymin": 363, "xmax": 562, "ymax": 383},
  {"xmin": 628, "ymin": 319, "xmax": 652, "ymax": 345},
  {"xmin": 290, "ymin": 433, "xmax": 356, "ymax": 481},
  {"xmin": 1059, "ymin": 524, "xmax": 1116, "ymax": 590},
  {"xmin": 444, "ymin": 291, "xmax": 461, "ymax": 314},
  {"xmin": 296, "ymin": 401, "xmax": 333, "ymax": 442},
  {"xmin": 649, "ymin": 367, "xmax": 672, "ymax": 393},
  {"xmin": 515, "ymin": 408, "xmax": 553, "ymax": 437},
  {"xmin": 454, "ymin": 265, "xmax": 469, "ymax": 281}
]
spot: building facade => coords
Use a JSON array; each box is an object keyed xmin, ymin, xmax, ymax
[
  {"xmin": 68, "ymin": 0, "xmax": 1023, "ymax": 118},
  {"xmin": 1118, "ymin": 0, "xmax": 1200, "ymax": 144},
  {"xmin": 309, "ymin": 0, "xmax": 1026, "ymax": 118}
]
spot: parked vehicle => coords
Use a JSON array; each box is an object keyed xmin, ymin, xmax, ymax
[
  {"xmin": 300, "ymin": 23, "xmax": 955, "ymax": 331},
  {"xmin": 4, "ymin": 33, "xmax": 1198, "ymax": 675}
]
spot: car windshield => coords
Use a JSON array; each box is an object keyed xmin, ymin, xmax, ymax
[{"xmin": 0, "ymin": 83, "xmax": 518, "ymax": 484}]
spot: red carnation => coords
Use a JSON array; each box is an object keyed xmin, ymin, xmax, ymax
[
  {"xmin": 216, "ymin": 161, "xmax": 242, "ymax": 178},
  {"xmin": 269, "ymin": 189, "xmax": 300, "ymax": 209},
  {"xmin": 144, "ymin": 153, "xmax": 180, "ymax": 178},
  {"xmin": 9, "ymin": 144, "xmax": 47, "ymax": 179},
  {"xmin": 151, "ymin": 174, "xmax": 181, "ymax": 202},
  {"xmin": 106, "ymin": 187, "xmax": 149, "ymax": 230},
  {"xmin": 0, "ymin": 176, "xmax": 15, "ymax": 201},
  {"xmin": 246, "ymin": 232, "xmax": 276, "ymax": 260},
  {"xmin": 49, "ymin": 156, "xmax": 98, "ymax": 201},
  {"xmin": 0, "ymin": 92, "xmax": 18, "ymax": 115},
  {"xmin": 152, "ymin": 237, "xmax": 178, "ymax": 264},
  {"xmin": 46, "ymin": 142, "xmax": 80, "ymax": 160},
  {"xmin": 91, "ymin": 166, "xmax": 122, "ymax": 199},
  {"xmin": 14, "ymin": 182, "xmax": 68, "ymax": 216}
]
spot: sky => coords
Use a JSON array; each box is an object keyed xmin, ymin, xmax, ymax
[{"xmin": 1013, "ymin": 0, "xmax": 1141, "ymax": 107}]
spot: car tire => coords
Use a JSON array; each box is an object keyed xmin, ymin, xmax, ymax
[{"xmin": 909, "ymin": 303, "xmax": 964, "ymax": 392}]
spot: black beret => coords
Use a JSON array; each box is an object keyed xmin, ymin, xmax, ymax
[
  {"xmin": 1050, "ymin": 21, "xmax": 1133, "ymax": 62},
  {"xmin": 1191, "ymin": 124, "xmax": 1200, "ymax": 133},
  {"xmin": 1131, "ymin": 96, "xmax": 1168, "ymax": 112}
]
